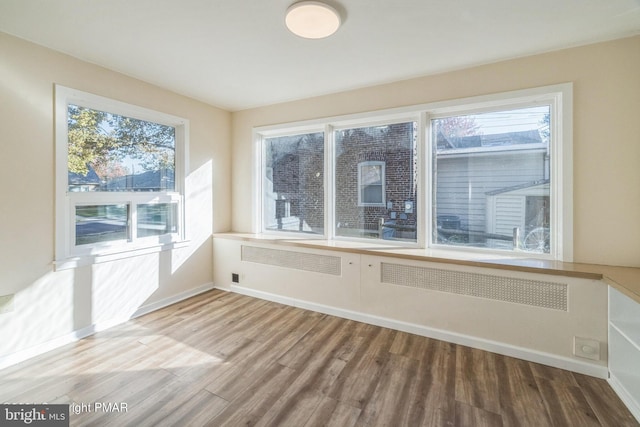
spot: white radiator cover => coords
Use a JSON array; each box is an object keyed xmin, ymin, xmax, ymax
[
  {"xmin": 241, "ymin": 245, "xmax": 342, "ymax": 276},
  {"xmin": 381, "ymin": 262, "xmax": 567, "ymax": 311}
]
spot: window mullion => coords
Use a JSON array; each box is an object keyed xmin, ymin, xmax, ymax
[
  {"xmin": 325, "ymin": 124, "xmax": 334, "ymax": 240},
  {"xmin": 418, "ymin": 112, "xmax": 428, "ymax": 249},
  {"xmin": 130, "ymin": 202, "xmax": 136, "ymax": 242}
]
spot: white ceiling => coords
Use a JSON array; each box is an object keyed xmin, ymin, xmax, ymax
[{"xmin": 1, "ymin": 0, "xmax": 639, "ymax": 111}]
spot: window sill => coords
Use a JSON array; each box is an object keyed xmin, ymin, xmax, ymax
[
  {"xmin": 214, "ymin": 232, "xmax": 640, "ymax": 304},
  {"xmin": 54, "ymin": 240, "xmax": 191, "ymax": 271}
]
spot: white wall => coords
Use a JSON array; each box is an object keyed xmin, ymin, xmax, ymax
[
  {"xmin": 231, "ymin": 35, "xmax": 640, "ymax": 268},
  {"xmin": 0, "ymin": 33, "xmax": 231, "ymax": 363}
]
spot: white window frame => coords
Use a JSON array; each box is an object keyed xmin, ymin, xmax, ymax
[
  {"xmin": 252, "ymin": 83, "xmax": 572, "ymax": 261},
  {"xmin": 256, "ymin": 126, "xmax": 327, "ymax": 238},
  {"xmin": 357, "ymin": 161, "xmax": 386, "ymax": 207},
  {"xmin": 426, "ymin": 85, "xmax": 572, "ymax": 261},
  {"xmin": 330, "ymin": 116, "xmax": 421, "ymax": 245},
  {"xmin": 54, "ymin": 85, "xmax": 189, "ymax": 270}
]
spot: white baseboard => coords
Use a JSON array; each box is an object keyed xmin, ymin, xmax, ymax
[
  {"xmin": 0, "ymin": 283, "xmax": 215, "ymax": 371},
  {"xmin": 223, "ymin": 284, "xmax": 609, "ymax": 379},
  {"xmin": 129, "ymin": 282, "xmax": 215, "ymax": 319},
  {"xmin": 609, "ymin": 374, "xmax": 640, "ymax": 423}
]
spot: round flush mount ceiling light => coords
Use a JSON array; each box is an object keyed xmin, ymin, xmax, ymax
[{"xmin": 285, "ymin": 1, "xmax": 341, "ymax": 39}]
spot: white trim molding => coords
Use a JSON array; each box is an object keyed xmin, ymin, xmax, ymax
[
  {"xmin": 54, "ymin": 84, "xmax": 190, "ymax": 268},
  {"xmin": 609, "ymin": 374, "xmax": 640, "ymax": 423},
  {"xmin": 252, "ymin": 83, "xmax": 573, "ymax": 261}
]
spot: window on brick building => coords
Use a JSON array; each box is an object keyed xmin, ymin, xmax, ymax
[{"xmin": 358, "ymin": 162, "xmax": 385, "ymax": 206}]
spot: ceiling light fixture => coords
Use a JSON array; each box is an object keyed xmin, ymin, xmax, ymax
[{"xmin": 285, "ymin": 1, "xmax": 341, "ymax": 39}]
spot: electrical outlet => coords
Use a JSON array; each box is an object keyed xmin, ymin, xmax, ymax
[
  {"xmin": 0, "ymin": 294, "xmax": 14, "ymax": 314},
  {"xmin": 232, "ymin": 273, "xmax": 240, "ymax": 284},
  {"xmin": 573, "ymin": 337, "xmax": 601, "ymax": 361}
]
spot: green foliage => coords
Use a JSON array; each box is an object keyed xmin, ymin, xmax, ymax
[
  {"xmin": 67, "ymin": 105, "xmax": 112, "ymax": 175},
  {"xmin": 67, "ymin": 105, "xmax": 175, "ymax": 178}
]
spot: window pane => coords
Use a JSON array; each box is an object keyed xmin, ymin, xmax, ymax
[
  {"xmin": 264, "ymin": 132, "xmax": 324, "ymax": 234},
  {"xmin": 361, "ymin": 164, "xmax": 383, "ymax": 185},
  {"xmin": 67, "ymin": 105, "xmax": 175, "ymax": 193},
  {"xmin": 362, "ymin": 184, "xmax": 383, "ymax": 204},
  {"xmin": 432, "ymin": 106, "xmax": 551, "ymax": 253},
  {"xmin": 335, "ymin": 122, "xmax": 417, "ymax": 242},
  {"xmin": 137, "ymin": 203, "xmax": 178, "ymax": 237},
  {"xmin": 76, "ymin": 204, "xmax": 129, "ymax": 245},
  {"xmin": 359, "ymin": 162, "xmax": 385, "ymax": 205}
]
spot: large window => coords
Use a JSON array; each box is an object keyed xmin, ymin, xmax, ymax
[
  {"xmin": 55, "ymin": 86, "xmax": 188, "ymax": 266},
  {"xmin": 334, "ymin": 122, "xmax": 417, "ymax": 242},
  {"xmin": 262, "ymin": 131, "xmax": 325, "ymax": 235},
  {"xmin": 255, "ymin": 84, "xmax": 571, "ymax": 260},
  {"xmin": 432, "ymin": 106, "xmax": 552, "ymax": 253}
]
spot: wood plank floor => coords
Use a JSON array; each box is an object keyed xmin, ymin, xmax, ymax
[{"xmin": 1, "ymin": 289, "xmax": 637, "ymax": 426}]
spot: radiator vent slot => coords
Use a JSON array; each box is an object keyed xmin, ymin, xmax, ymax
[
  {"xmin": 241, "ymin": 245, "xmax": 341, "ymax": 276},
  {"xmin": 381, "ymin": 262, "xmax": 567, "ymax": 311}
]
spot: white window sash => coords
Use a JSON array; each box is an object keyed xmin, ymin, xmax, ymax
[
  {"xmin": 253, "ymin": 83, "xmax": 572, "ymax": 260},
  {"xmin": 357, "ymin": 161, "xmax": 386, "ymax": 207},
  {"xmin": 54, "ymin": 85, "xmax": 189, "ymax": 267}
]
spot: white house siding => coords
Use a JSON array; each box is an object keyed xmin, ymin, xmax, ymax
[
  {"xmin": 489, "ymin": 195, "xmax": 526, "ymax": 235},
  {"xmin": 434, "ymin": 151, "xmax": 545, "ymax": 235}
]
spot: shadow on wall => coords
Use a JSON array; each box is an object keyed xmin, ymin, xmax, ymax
[{"xmin": 0, "ymin": 160, "xmax": 214, "ymax": 367}]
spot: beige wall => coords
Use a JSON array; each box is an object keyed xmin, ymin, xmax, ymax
[
  {"xmin": 231, "ymin": 35, "xmax": 640, "ymax": 268},
  {"xmin": 0, "ymin": 33, "xmax": 231, "ymax": 360},
  {"xmin": 0, "ymin": 30, "xmax": 638, "ymax": 366}
]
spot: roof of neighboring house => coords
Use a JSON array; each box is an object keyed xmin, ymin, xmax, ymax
[
  {"xmin": 68, "ymin": 166, "xmax": 175, "ymax": 191},
  {"xmin": 485, "ymin": 179, "xmax": 550, "ymax": 196},
  {"xmin": 105, "ymin": 169, "xmax": 175, "ymax": 191},
  {"xmin": 437, "ymin": 130, "xmax": 544, "ymax": 151},
  {"xmin": 68, "ymin": 166, "xmax": 101, "ymax": 186}
]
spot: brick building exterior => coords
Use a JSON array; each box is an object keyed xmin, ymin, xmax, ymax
[
  {"xmin": 265, "ymin": 122, "xmax": 547, "ymax": 247},
  {"xmin": 266, "ymin": 123, "xmax": 417, "ymax": 239},
  {"xmin": 267, "ymin": 132, "xmax": 325, "ymax": 234},
  {"xmin": 334, "ymin": 122, "xmax": 417, "ymax": 239}
]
